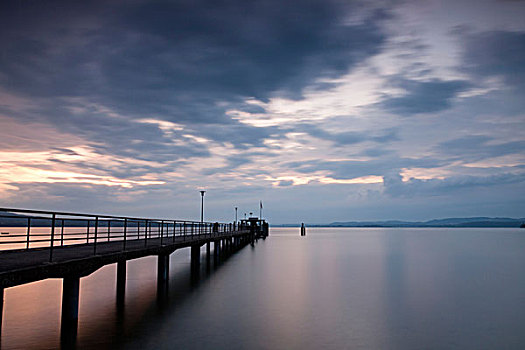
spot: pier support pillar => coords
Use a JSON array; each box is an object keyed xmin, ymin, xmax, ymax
[
  {"xmin": 116, "ymin": 260, "xmax": 126, "ymax": 311},
  {"xmin": 157, "ymin": 253, "xmax": 169, "ymax": 301},
  {"xmin": 61, "ymin": 276, "xmax": 80, "ymax": 347},
  {"xmin": 157, "ymin": 254, "xmax": 169, "ymax": 288},
  {"xmin": 0, "ymin": 287, "xmax": 4, "ymax": 330},
  {"xmin": 191, "ymin": 245, "xmax": 200, "ymax": 268},
  {"xmin": 206, "ymin": 242, "xmax": 210, "ymax": 258},
  {"xmin": 214, "ymin": 241, "xmax": 220, "ymax": 262}
]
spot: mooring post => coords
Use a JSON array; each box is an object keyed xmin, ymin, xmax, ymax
[
  {"xmin": 116, "ymin": 260, "xmax": 126, "ymax": 310},
  {"xmin": 61, "ymin": 276, "xmax": 80, "ymax": 346}
]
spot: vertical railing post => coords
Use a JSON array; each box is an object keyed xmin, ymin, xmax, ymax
[
  {"xmin": 137, "ymin": 221, "xmax": 140, "ymax": 241},
  {"xmin": 93, "ymin": 216, "xmax": 99, "ymax": 255},
  {"xmin": 26, "ymin": 217, "xmax": 31, "ymax": 250},
  {"xmin": 107, "ymin": 220, "xmax": 111, "ymax": 242},
  {"xmin": 145, "ymin": 220, "xmax": 148, "ymax": 247},
  {"xmin": 86, "ymin": 220, "xmax": 90, "ymax": 244},
  {"xmin": 123, "ymin": 218, "xmax": 127, "ymax": 250},
  {"xmin": 61, "ymin": 219, "xmax": 65, "ymax": 246},
  {"xmin": 49, "ymin": 213, "xmax": 56, "ymax": 262},
  {"xmin": 160, "ymin": 220, "xmax": 164, "ymax": 245},
  {"xmin": 173, "ymin": 221, "xmax": 176, "ymax": 243}
]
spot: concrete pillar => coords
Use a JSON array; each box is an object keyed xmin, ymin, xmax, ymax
[
  {"xmin": 214, "ymin": 240, "xmax": 220, "ymax": 261},
  {"xmin": 0, "ymin": 287, "xmax": 4, "ymax": 331},
  {"xmin": 191, "ymin": 245, "xmax": 200, "ymax": 268},
  {"xmin": 61, "ymin": 276, "xmax": 80, "ymax": 347},
  {"xmin": 158, "ymin": 254, "xmax": 169, "ymax": 287},
  {"xmin": 157, "ymin": 253, "xmax": 169, "ymax": 301},
  {"xmin": 116, "ymin": 260, "xmax": 126, "ymax": 310},
  {"xmin": 206, "ymin": 242, "xmax": 211, "ymax": 258}
]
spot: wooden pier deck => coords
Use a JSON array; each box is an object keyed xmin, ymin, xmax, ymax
[{"xmin": 0, "ymin": 230, "xmax": 250, "ymax": 288}]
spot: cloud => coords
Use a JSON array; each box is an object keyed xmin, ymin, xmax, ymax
[
  {"xmin": 384, "ymin": 171, "xmax": 525, "ymax": 197},
  {"xmin": 286, "ymin": 156, "xmax": 446, "ymax": 180},
  {"xmin": 0, "ymin": 0, "xmax": 524, "ymax": 222},
  {"xmin": 379, "ymin": 78, "xmax": 471, "ymax": 115},
  {"xmin": 0, "ymin": 0, "xmax": 387, "ymax": 115},
  {"xmin": 437, "ymin": 135, "xmax": 525, "ymax": 162},
  {"xmin": 461, "ymin": 30, "xmax": 525, "ymax": 88}
]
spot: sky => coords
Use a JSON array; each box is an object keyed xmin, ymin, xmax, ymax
[{"xmin": 0, "ymin": 0, "xmax": 524, "ymax": 224}]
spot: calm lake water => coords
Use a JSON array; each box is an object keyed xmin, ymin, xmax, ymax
[{"xmin": 2, "ymin": 227, "xmax": 525, "ymax": 349}]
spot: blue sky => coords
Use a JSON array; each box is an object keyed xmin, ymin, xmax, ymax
[{"xmin": 0, "ymin": 0, "xmax": 524, "ymax": 223}]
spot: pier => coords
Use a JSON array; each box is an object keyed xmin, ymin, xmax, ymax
[{"xmin": 0, "ymin": 208, "xmax": 268, "ymax": 345}]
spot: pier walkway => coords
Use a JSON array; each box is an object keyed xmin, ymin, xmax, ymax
[{"xmin": 0, "ymin": 207, "xmax": 268, "ymax": 345}]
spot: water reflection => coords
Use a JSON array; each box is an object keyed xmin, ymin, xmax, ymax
[{"xmin": 3, "ymin": 229, "xmax": 525, "ymax": 349}]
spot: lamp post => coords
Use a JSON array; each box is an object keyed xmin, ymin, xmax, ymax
[
  {"xmin": 200, "ymin": 190, "xmax": 206, "ymax": 223},
  {"xmin": 235, "ymin": 207, "xmax": 238, "ymax": 223}
]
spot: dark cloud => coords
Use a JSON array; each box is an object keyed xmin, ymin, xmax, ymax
[
  {"xmin": 276, "ymin": 180, "xmax": 294, "ymax": 187},
  {"xmin": 461, "ymin": 30, "xmax": 525, "ymax": 89},
  {"xmin": 202, "ymin": 155, "xmax": 253, "ymax": 176},
  {"xmin": 384, "ymin": 172, "xmax": 525, "ymax": 197},
  {"xmin": 0, "ymin": 0, "xmax": 391, "ymax": 172},
  {"xmin": 295, "ymin": 124, "xmax": 399, "ymax": 146},
  {"xmin": 287, "ymin": 156, "xmax": 445, "ymax": 180},
  {"xmin": 438, "ymin": 135, "xmax": 525, "ymax": 162},
  {"xmin": 379, "ymin": 78, "xmax": 471, "ymax": 115},
  {"xmin": 0, "ymin": 0, "xmax": 387, "ymax": 120}
]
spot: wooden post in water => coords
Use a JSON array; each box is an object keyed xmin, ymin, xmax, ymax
[{"xmin": 301, "ymin": 223, "xmax": 306, "ymax": 236}]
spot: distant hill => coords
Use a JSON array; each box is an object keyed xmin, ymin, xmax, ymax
[{"xmin": 275, "ymin": 217, "xmax": 525, "ymax": 228}]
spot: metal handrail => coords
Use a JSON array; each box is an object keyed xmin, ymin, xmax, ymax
[{"xmin": 0, "ymin": 207, "xmax": 249, "ymax": 261}]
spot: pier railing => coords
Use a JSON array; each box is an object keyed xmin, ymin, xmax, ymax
[{"xmin": 0, "ymin": 208, "xmax": 245, "ymax": 260}]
